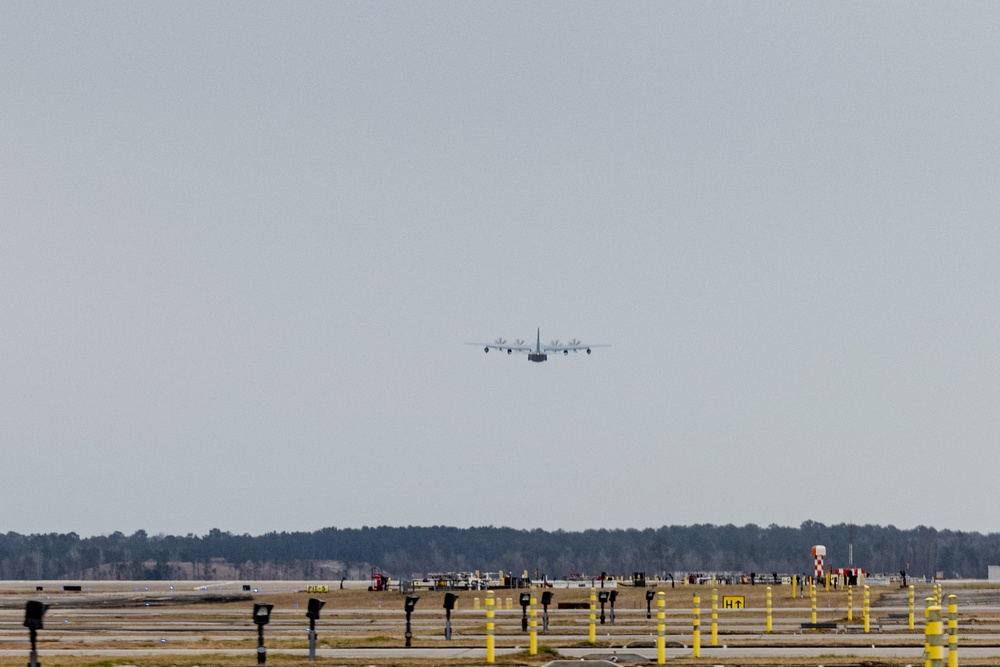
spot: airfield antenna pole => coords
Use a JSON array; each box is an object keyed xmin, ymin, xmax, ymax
[
  {"xmin": 403, "ymin": 596, "xmax": 419, "ymax": 648},
  {"xmin": 849, "ymin": 522, "xmax": 854, "ymax": 566},
  {"xmin": 443, "ymin": 593, "xmax": 458, "ymax": 641},
  {"xmin": 308, "ymin": 618, "xmax": 316, "ymax": 661},
  {"xmin": 588, "ymin": 588, "xmax": 597, "ymax": 644},
  {"xmin": 711, "ymin": 588, "xmax": 718, "ymax": 646},
  {"xmin": 29, "ymin": 627, "xmax": 38, "ymax": 667},
  {"xmin": 541, "ymin": 592, "xmax": 552, "ymax": 633},
  {"xmin": 656, "ymin": 591, "xmax": 665, "ymax": 665},
  {"xmin": 485, "ymin": 591, "xmax": 495, "ymax": 664},
  {"xmin": 766, "ymin": 586, "xmax": 772, "ymax": 633},
  {"xmin": 529, "ymin": 592, "xmax": 537, "ymax": 656},
  {"xmin": 692, "ymin": 595, "xmax": 701, "ymax": 658},
  {"xmin": 947, "ymin": 595, "xmax": 958, "ymax": 667}
]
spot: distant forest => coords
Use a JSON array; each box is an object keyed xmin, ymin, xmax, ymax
[{"xmin": 1, "ymin": 522, "xmax": 998, "ymax": 580}]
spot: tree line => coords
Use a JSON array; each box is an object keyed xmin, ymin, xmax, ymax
[{"xmin": 0, "ymin": 522, "xmax": 997, "ymax": 580}]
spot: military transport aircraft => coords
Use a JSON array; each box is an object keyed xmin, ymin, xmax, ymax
[{"xmin": 466, "ymin": 328, "xmax": 609, "ymax": 363}]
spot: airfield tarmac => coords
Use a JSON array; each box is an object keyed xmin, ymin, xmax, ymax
[{"xmin": 1, "ymin": 580, "xmax": 999, "ymax": 665}]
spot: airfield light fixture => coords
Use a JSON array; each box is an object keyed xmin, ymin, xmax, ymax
[
  {"xmin": 443, "ymin": 593, "xmax": 459, "ymax": 640},
  {"xmin": 608, "ymin": 590, "xmax": 618, "ymax": 624},
  {"xmin": 404, "ymin": 596, "xmax": 420, "ymax": 647},
  {"xmin": 306, "ymin": 598, "xmax": 325, "ymax": 661},
  {"xmin": 540, "ymin": 591, "xmax": 554, "ymax": 632},
  {"xmin": 597, "ymin": 590, "xmax": 609, "ymax": 625},
  {"xmin": 645, "ymin": 590, "xmax": 656, "ymax": 619},
  {"xmin": 519, "ymin": 592, "xmax": 531, "ymax": 631},
  {"xmin": 252, "ymin": 603, "xmax": 273, "ymax": 664},
  {"xmin": 24, "ymin": 601, "xmax": 49, "ymax": 667}
]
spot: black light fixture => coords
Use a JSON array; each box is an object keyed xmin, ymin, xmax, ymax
[
  {"xmin": 519, "ymin": 592, "xmax": 531, "ymax": 632},
  {"xmin": 645, "ymin": 589, "xmax": 656, "ymax": 619},
  {"xmin": 306, "ymin": 598, "xmax": 325, "ymax": 661},
  {"xmin": 252, "ymin": 603, "xmax": 273, "ymax": 664},
  {"xmin": 24, "ymin": 600, "xmax": 49, "ymax": 667},
  {"xmin": 404, "ymin": 596, "xmax": 420, "ymax": 647},
  {"xmin": 608, "ymin": 590, "xmax": 618, "ymax": 624},
  {"xmin": 540, "ymin": 591, "xmax": 554, "ymax": 632},
  {"xmin": 443, "ymin": 593, "xmax": 459, "ymax": 640},
  {"xmin": 597, "ymin": 590, "xmax": 609, "ymax": 625}
]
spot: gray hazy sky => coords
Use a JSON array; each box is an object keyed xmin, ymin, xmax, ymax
[{"xmin": 3, "ymin": 3, "xmax": 1000, "ymax": 538}]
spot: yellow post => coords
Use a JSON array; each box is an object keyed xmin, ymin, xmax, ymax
[
  {"xmin": 825, "ymin": 569, "xmax": 830, "ymax": 592},
  {"xmin": 657, "ymin": 591, "xmax": 666, "ymax": 664},
  {"xmin": 589, "ymin": 588, "xmax": 597, "ymax": 645},
  {"xmin": 474, "ymin": 597, "xmax": 481, "ymax": 611},
  {"xmin": 506, "ymin": 597, "xmax": 512, "ymax": 610},
  {"xmin": 486, "ymin": 591, "xmax": 495, "ymax": 664},
  {"xmin": 529, "ymin": 591, "xmax": 537, "ymax": 656},
  {"xmin": 863, "ymin": 585, "xmax": 870, "ymax": 633},
  {"xmin": 766, "ymin": 586, "xmax": 772, "ymax": 633},
  {"xmin": 693, "ymin": 595, "xmax": 701, "ymax": 658},
  {"xmin": 909, "ymin": 585, "xmax": 915, "ymax": 630},
  {"xmin": 925, "ymin": 597, "xmax": 933, "ymax": 667},
  {"xmin": 791, "ymin": 575, "xmax": 797, "ymax": 600},
  {"xmin": 848, "ymin": 586, "xmax": 853, "ymax": 622},
  {"xmin": 810, "ymin": 581, "xmax": 817, "ymax": 625},
  {"xmin": 928, "ymin": 605, "xmax": 944, "ymax": 667},
  {"xmin": 711, "ymin": 588, "xmax": 718, "ymax": 646},
  {"xmin": 947, "ymin": 594, "xmax": 957, "ymax": 667}
]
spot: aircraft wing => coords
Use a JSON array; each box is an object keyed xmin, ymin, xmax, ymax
[
  {"xmin": 541, "ymin": 343, "xmax": 611, "ymax": 353},
  {"xmin": 465, "ymin": 342, "xmax": 532, "ymax": 353}
]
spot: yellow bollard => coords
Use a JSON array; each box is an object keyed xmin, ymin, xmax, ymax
[
  {"xmin": 909, "ymin": 585, "xmax": 915, "ymax": 630},
  {"xmin": 925, "ymin": 597, "xmax": 933, "ymax": 667},
  {"xmin": 766, "ymin": 586, "xmax": 772, "ymax": 633},
  {"xmin": 486, "ymin": 591, "xmax": 495, "ymax": 664},
  {"xmin": 848, "ymin": 586, "xmax": 853, "ymax": 622},
  {"xmin": 529, "ymin": 592, "xmax": 537, "ymax": 656},
  {"xmin": 589, "ymin": 588, "xmax": 597, "ymax": 645},
  {"xmin": 506, "ymin": 597, "xmax": 512, "ymax": 610},
  {"xmin": 474, "ymin": 597, "xmax": 481, "ymax": 611},
  {"xmin": 947, "ymin": 594, "xmax": 957, "ymax": 667},
  {"xmin": 657, "ymin": 592, "xmax": 666, "ymax": 664},
  {"xmin": 810, "ymin": 581, "xmax": 817, "ymax": 625},
  {"xmin": 864, "ymin": 585, "xmax": 870, "ymax": 634},
  {"xmin": 791, "ymin": 575, "xmax": 797, "ymax": 600},
  {"xmin": 825, "ymin": 570, "xmax": 830, "ymax": 592},
  {"xmin": 928, "ymin": 605, "xmax": 944, "ymax": 667},
  {"xmin": 711, "ymin": 588, "xmax": 718, "ymax": 646},
  {"xmin": 693, "ymin": 595, "xmax": 701, "ymax": 658}
]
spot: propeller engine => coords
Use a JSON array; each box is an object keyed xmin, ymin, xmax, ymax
[
  {"xmin": 567, "ymin": 338, "xmax": 581, "ymax": 351},
  {"xmin": 494, "ymin": 337, "xmax": 507, "ymax": 346},
  {"xmin": 514, "ymin": 339, "xmax": 525, "ymax": 346},
  {"xmin": 549, "ymin": 339, "xmax": 560, "ymax": 347}
]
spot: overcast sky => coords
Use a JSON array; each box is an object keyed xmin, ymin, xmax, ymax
[{"xmin": 3, "ymin": 3, "xmax": 1000, "ymax": 539}]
